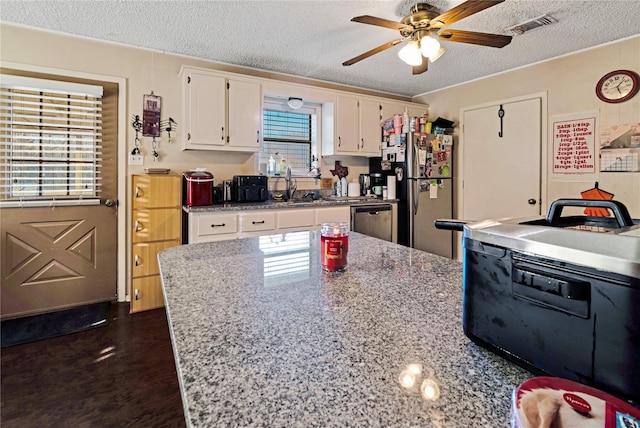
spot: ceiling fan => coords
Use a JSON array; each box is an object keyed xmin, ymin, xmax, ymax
[{"xmin": 343, "ymin": 0, "xmax": 513, "ymax": 75}]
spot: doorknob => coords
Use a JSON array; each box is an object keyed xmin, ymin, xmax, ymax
[
  {"xmin": 527, "ymin": 198, "xmax": 537, "ymax": 205},
  {"xmin": 105, "ymin": 199, "xmax": 116, "ymax": 207}
]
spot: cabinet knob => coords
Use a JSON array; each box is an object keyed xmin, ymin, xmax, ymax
[
  {"xmin": 134, "ymin": 220, "xmax": 142, "ymax": 232},
  {"xmin": 338, "ymin": 136, "xmax": 341, "ymax": 147},
  {"xmin": 135, "ymin": 186, "xmax": 140, "ymax": 198},
  {"xmin": 211, "ymin": 223, "xmax": 226, "ymax": 228},
  {"xmin": 361, "ymin": 138, "xmax": 364, "ymax": 149},
  {"xmin": 252, "ymin": 220, "xmax": 265, "ymax": 225},
  {"xmin": 134, "ymin": 254, "xmax": 140, "ymax": 266},
  {"xmin": 256, "ymin": 130, "xmax": 260, "ymax": 143},
  {"xmin": 135, "ymin": 289, "xmax": 139, "ymax": 300},
  {"xmin": 221, "ymin": 127, "xmax": 225, "ymax": 141}
]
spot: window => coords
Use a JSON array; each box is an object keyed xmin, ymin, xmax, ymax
[
  {"xmin": 0, "ymin": 74, "xmax": 103, "ymax": 200},
  {"xmin": 262, "ymin": 98, "xmax": 319, "ymax": 175}
]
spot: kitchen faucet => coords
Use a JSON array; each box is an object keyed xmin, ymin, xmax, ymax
[{"xmin": 285, "ymin": 166, "xmax": 297, "ymax": 200}]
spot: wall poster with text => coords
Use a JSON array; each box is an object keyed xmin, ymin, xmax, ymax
[{"xmin": 551, "ymin": 111, "xmax": 598, "ymax": 182}]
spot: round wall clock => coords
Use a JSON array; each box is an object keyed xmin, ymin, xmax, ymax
[{"xmin": 595, "ymin": 69, "xmax": 640, "ymax": 103}]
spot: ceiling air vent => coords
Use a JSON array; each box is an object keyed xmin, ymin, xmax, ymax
[{"xmin": 505, "ymin": 14, "xmax": 557, "ymax": 35}]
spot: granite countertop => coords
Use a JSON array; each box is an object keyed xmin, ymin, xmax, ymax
[
  {"xmin": 159, "ymin": 232, "xmax": 532, "ymax": 427},
  {"xmin": 183, "ymin": 196, "xmax": 396, "ymax": 213}
]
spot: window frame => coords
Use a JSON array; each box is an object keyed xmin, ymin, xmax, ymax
[{"xmin": 261, "ymin": 98, "xmax": 321, "ymax": 176}]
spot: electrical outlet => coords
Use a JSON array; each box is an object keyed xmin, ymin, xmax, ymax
[{"xmin": 129, "ymin": 154, "xmax": 143, "ymax": 165}]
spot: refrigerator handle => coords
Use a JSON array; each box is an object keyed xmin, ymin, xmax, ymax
[
  {"xmin": 413, "ymin": 178, "xmax": 419, "ymax": 215},
  {"xmin": 412, "ymin": 140, "xmax": 419, "ymax": 215}
]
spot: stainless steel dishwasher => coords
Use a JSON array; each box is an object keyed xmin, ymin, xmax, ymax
[{"xmin": 350, "ymin": 204, "xmax": 392, "ymax": 241}]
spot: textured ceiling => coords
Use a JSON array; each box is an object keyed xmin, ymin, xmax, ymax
[{"xmin": 2, "ymin": 0, "xmax": 639, "ymax": 97}]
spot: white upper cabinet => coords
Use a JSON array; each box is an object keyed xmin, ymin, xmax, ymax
[
  {"xmin": 381, "ymin": 100, "xmax": 429, "ymax": 123},
  {"xmin": 334, "ymin": 94, "xmax": 360, "ymax": 154},
  {"xmin": 324, "ymin": 94, "xmax": 382, "ymax": 157},
  {"xmin": 181, "ymin": 67, "xmax": 262, "ymax": 152},
  {"xmin": 359, "ymin": 98, "xmax": 383, "ymax": 156},
  {"xmin": 228, "ymin": 79, "xmax": 262, "ymax": 150},
  {"xmin": 182, "ymin": 70, "xmax": 226, "ymax": 148}
]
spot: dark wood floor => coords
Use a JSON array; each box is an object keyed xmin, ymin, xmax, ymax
[{"xmin": 1, "ymin": 303, "xmax": 186, "ymax": 428}]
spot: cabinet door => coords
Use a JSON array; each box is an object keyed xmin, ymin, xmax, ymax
[
  {"xmin": 406, "ymin": 103, "xmax": 428, "ymax": 119},
  {"xmin": 132, "ymin": 174, "xmax": 181, "ymax": 209},
  {"xmin": 335, "ymin": 94, "xmax": 360, "ymax": 153},
  {"xmin": 380, "ymin": 100, "xmax": 406, "ymax": 122},
  {"xmin": 132, "ymin": 240, "xmax": 181, "ymax": 278},
  {"xmin": 240, "ymin": 211, "xmax": 276, "ymax": 232},
  {"xmin": 228, "ymin": 79, "xmax": 262, "ymax": 151},
  {"xmin": 132, "ymin": 208, "xmax": 182, "ymax": 243},
  {"xmin": 183, "ymin": 71, "xmax": 226, "ymax": 148},
  {"xmin": 277, "ymin": 209, "xmax": 315, "ymax": 230},
  {"xmin": 195, "ymin": 212, "xmax": 238, "ymax": 238},
  {"xmin": 315, "ymin": 206, "xmax": 351, "ymax": 227},
  {"xmin": 359, "ymin": 98, "xmax": 382, "ymax": 156},
  {"xmin": 131, "ymin": 276, "xmax": 164, "ymax": 312}
]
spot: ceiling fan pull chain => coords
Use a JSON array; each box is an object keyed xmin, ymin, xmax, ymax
[{"xmin": 498, "ymin": 105, "xmax": 505, "ymax": 138}]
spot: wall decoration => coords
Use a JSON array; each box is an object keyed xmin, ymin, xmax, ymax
[
  {"xmin": 551, "ymin": 111, "xmax": 598, "ymax": 181},
  {"xmin": 580, "ymin": 182, "xmax": 614, "ymax": 217},
  {"xmin": 130, "ymin": 92, "xmax": 177, "ymax": 163},
  {"xmin": 143, "ymin": 93, "xmax": 161, "ymax": 137},
  {"xmin": 599, "ymin": 122, "xmax": 640, "ymax": 172}
]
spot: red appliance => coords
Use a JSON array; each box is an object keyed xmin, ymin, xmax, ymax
[{"xmin": 183, "ymin": 171, "xmax": 214, "ymax": 207}]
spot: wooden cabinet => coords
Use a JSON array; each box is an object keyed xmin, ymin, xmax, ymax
[
  {"xmin": 130, "ymin": 174, "xmax": 181, "ymax": 313},
  {"xmin": 181, "ymin": 66, "xmax": 262, "ymax": 152}
]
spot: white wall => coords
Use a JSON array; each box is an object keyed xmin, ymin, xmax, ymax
[{"xmin": 412, "ymin": 36, "xmax": 640, "ymax": 218}]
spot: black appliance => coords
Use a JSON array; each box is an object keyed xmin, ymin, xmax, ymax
[
  {"xmin": 436, "ymin": 199, "xmax": 640, "ymax": 402},
  {"xmin": 232, "ymin": 175, "xmax": 268, "ymax": 202}
]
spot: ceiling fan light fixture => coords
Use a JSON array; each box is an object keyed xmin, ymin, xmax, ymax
[
  {"xmin": 398, "ymin": 40, "xmax": 423, "ymax": 66},
  {"xmin": 420, "ymin": 36, "xmax": 441, "ymax": 58},
  {"xmin": 287, "ymin": 97, "xmax": 304, "ymax": 109},
  {"xmin": 428, "ymin": 47, "xmax": 446, "ymax": 63}
]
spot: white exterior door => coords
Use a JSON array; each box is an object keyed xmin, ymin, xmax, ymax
[{"xmin": 461, "ymin": 96, "xmax": 542, "ymax": 223}]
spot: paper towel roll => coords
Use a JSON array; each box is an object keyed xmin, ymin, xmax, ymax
[
  {"xmin": 386, "ymin": 175, "xmax": 396, "ymax": 200},
  {"xmin": 348, "ymin": 182, "xmax": 361, "ymax": 197}
]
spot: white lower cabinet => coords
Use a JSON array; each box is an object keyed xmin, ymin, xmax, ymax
[
  {"xmin": 194, "ymin": 212, "xmax": 238, "ymax": 242},
  {"xmin": 187, "ymin": 206, "xmax": 351, "ymax": 243},
  {"xmin": 315, "ymin": 206, "xmax": 351, "ymax": 225}
]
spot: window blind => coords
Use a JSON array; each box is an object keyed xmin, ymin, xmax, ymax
[
  {"xmin": 263, "ymin": 108, "xmax": 313, "ymax": 173},
  {"xmin": 0, "ymin": 74, "xmax": 103, "ymax": 200}
]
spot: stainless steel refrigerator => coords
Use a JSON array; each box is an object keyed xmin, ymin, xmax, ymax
[{"xmin": 372, "ymin": 132, "xmax": 454, "ymax": 258}]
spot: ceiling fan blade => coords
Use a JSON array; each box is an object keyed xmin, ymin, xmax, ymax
[
  {"xmin": 351, "ymin": 15, "xmax": 413, "ymax": 31},
  {"xmin": 412, "ymin": 56, "xmax": 429, "ymax": 75},
  {"xmin": 342, "ymin": 39, "xmax": 404, "ymax": 66},
  {"xmin": 430, "ymin": 0, "xmax": 505, "ymax": 28},
  {"xmin": 438, "ymin": 30, "xmax": 512, "ymax": 48}
]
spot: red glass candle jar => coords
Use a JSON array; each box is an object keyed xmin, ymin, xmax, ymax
[{"xmin": 321, "ymin": 222, "xmax": 349, "ymax": 272}]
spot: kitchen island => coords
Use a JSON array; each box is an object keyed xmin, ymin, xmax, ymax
[{"xmin": 159, "ymin": 231, "xmax": 532, "ymax": 427}]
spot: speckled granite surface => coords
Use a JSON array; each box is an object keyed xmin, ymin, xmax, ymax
[
  {"xmin": 183, "ymin": 196, "xmax": 396, "ymax": 213},
  {"xmin": 159, "ymin": 232, "xmax": 533, "ymax": 427}
]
